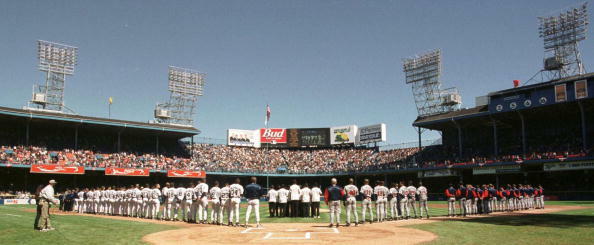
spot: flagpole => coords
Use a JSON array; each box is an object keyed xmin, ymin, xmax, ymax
[
  {"xmin": 265, "ymin": 104, "xmax": 269, "ymax": 190},
  {"xmin": 109, "ymin": 103, "xmax": 111, "ymax": 119}
]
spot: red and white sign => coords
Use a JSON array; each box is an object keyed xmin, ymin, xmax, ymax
[
  {"xmin": 167, "ymin": 170, "xmax": 206, "ymax": 178},
  {"xmin": 260, "ymin": 128, "xmax": 287, "ymax": 143},
  {"xmin": 30, "ymin": 164, "xmax": 85, "ymax": 175},
  {"xmin": 105, "ymin": 167, "xmax": 149, "ymax": 177}
]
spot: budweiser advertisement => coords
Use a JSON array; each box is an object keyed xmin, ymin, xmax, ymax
[
  {"xmin": 30, "ymin": 164, "xmax": 85, "ymax": 175},
  {"xmin": 167, "ymin": 170, "xmax": 207, "ymax": 178},
  {"xmin": 105, "ymin": 167, "xmax": 150, "ymax": 177},
  {"xmin": 260, "ymin": 128, "xmax": 287, "ymax": 144}
]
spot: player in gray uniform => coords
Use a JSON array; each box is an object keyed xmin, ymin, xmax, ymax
[
  {"xmin": 407, "ymin": 181, "xmax": 419, "ymax": 219},
  {"xmin": 398, "ymin": 182, "xmax": 410, "ymax": 219},
  {"xmin": 389, "ymin": 183, "xmax": 399, "ymax": 220},
  {"xmin": 417, "ymin": 182, "xmax": 429, "ymax": 219},
  {"xmin": 343, "ymin": 178, "xmax": 359, "ymax": 226},
  {"xmin": 360, "ymin": 179, "xmax": 374, "ymax": 224},
  {"xmin": 374, "ymin": 181, "xmax": 389, "ymax": 222},
  {"xmin": 209, "ymin": 181, "xmax": 222, "ymax": 225},
  {"xmin": 219, "ymin": 182, "xmax": 231, "ymax": 225}
]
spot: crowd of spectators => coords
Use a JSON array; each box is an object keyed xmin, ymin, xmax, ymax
[
  {"xmin": 0, "ymin": 190, "xmax": 32, "ymax": 199},
  {"xmin": 0, "ymin": 143, "xmax": 590, "ymax": 174}
]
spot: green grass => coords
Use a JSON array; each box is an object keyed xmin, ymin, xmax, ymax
[
  {"xmin": 0, "ymin": 205, "xmax": 179, "ymax": 245},
  {"xmin": 408, "ymin": 201, "xmax": 594, "ymax": 245}
]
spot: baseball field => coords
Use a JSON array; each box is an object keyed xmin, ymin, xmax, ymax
[{"xmin": 1, "ymin": 201, "xmax": 593, "ymax": 245}]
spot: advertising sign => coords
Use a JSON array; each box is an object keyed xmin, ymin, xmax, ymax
[
  {"xmin": 555, "ymin": 84, "xmax": 567, "ymax": 102},
  {"xmin": 575, "ymin": 80, "xmax": 588, "ymax": 99},
  {"xmin": 330, "ymin": 125, "xmax": 357, "ymax": 144},
  {"xmin": 287, "ymin": 129, "xmax": 300, "ymax": 148},
  {"xmin": 544, "ymin": 161, "xmax": 594, "ymax": 171},
  {"xmin": 30, "ymin": 164, "xmax": 85, "ymax": 174},
  {"xmin": 260, "ymin": 128, "xmax": 287, "ymax": 144},
  {"xmin": 167, "ymin": 170, "xmax": 206, "ymax": 178},
  {"xmin": 299, "ymin": 128, "xmax": 330, "ymax": 147},
  {"xmin": 357, "ymin": 123, "xmax": 386, "ymax": 144},
  {"xmin": 105, "ymin": 168, "xmax": 150, "ymax": 177},
  {"xmin": 228, "ymin": 129, "xmax": 261, "ymax": 148}
]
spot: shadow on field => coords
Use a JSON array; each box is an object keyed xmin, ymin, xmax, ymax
[{"xmin": 456, "ymin": 213, "xmax": 594, "ymax": 228}]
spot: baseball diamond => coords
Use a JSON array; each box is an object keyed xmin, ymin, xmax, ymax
[{"xmin": 2, "ymin": 1, "xmax": 594, "ymax": 245}]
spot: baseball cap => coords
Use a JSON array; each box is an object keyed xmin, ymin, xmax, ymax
[{"xmin": 49, "ymin": 180, "xmax": 58, "ymax": 184}]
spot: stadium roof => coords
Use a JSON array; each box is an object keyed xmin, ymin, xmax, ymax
[{"xmin": 0, "ymin": 106, "xmax": 199, "ymax": 137}]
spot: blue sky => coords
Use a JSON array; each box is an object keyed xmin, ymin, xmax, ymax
[{"xmin": 0, "ymin": 0, "xmax": 591, "ymax": 144}]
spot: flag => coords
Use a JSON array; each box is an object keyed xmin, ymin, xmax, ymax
[
  {"xmin": 108, "ymin": 97, "xmax": 113, "ymax": 105},
  {"xmin": 265, "ymin": 104, "xmax": 271, "ymax": 127}
]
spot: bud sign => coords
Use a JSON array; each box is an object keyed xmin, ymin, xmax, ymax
[{"xmin": 260, "ymin": 128, "xmax": 287, "ymax": 143}]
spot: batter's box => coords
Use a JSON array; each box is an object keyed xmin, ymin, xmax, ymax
[{"xmin": 241, "ymin": 227, "xmax": 339, "ymax": 240}]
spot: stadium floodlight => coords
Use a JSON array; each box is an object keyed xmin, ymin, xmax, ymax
[
  {"xmin": 538, "ymin": 2, "xmax": 589, "ymax": 79},
  {"xmin": 154, "ymin": 66, "xmax": 205, "ymax": 126},
  {"xmin": 403, "ymin": 49, "xmax": 461, "ymax": 118},
  {"xmin": 27, "ymin": 40, "xmax": 78, "ymax": 113}
]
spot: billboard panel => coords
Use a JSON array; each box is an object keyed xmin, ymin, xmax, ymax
[
  {"xmin": 105, "ymin": 167, "xmax": 149, "ymax": 177},
  {"xmin": 30, "ymin": 164, "xmax": 85, "ymax": 174},
  {"xmin": 228, "ymin": 129, "xmax": 261, "ymax": 148},
  {"xmin": 575, "ymin": 80, "xmax": 588, "ymax": 99},
  {"xmin": 330, "ymin": 125, "xmax": 358, "ymax": 145},
  {"xmin": 260, "ymin": 128, "xmax": 287, "ymax": 144},
  {"xmin": 299, "ymin": 128, "xmax": 330, "ymax": 147},
  {"xmin": 167, "ymin": 170, "xmax": 206, "ymax": 178},
  {"xmin": 287, "ymin": 128, "xmax": 300, "ymax": 148},
  {"xmin": 357, "ymin": 123, "xmax": 386, "ymax": 144}
]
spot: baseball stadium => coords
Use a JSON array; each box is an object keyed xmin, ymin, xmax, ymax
[{"xmin": 1, "ymin": 1, "xmax": 594, "ymax": 245}]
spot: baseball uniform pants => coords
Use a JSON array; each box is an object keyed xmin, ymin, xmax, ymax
[
  {"xmin": 328, "ymin": 201, "xmax": 341, "ymax": 225},
  {"xmin": 345, "ymin": 197, "xmax": 358, "ymax": 224}
]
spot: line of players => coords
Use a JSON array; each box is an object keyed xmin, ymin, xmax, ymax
[
  {"xmin": 265, "ymin": 178, "xmax": 431, "ymax": 226},
  {"xmin": 70, "ymin": 178, "xmax": 257, "ymax": 227},
  {"xmin": 444, "ymin": 183, "xmax": 545, "ymax": 217}
]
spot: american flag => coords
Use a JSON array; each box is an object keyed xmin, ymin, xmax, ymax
[{"xmin": 265, "ymin": 104, "xmax": 271, "ymax": 127}]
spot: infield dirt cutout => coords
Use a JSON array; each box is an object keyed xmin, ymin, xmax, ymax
[{"xmin": 40, "ymin": 205, "xmax": 586, "ymax": 245}]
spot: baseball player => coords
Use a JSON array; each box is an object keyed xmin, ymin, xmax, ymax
[
  {"xmin": 456, "ymin": 183, "xmax": 467, "ymax": 217},
  {"xmin": 196, "ymin": 179, "xmax": 209, "ymax": 224},
  {"xmin": 497, "ymin": 186, "xmax": 507, "ymax": 212},
  {"xmin": 374, "ymin": 181, "xmax": 389, "ymax": 222},
  {"xmin": 164, "ymin": 183, "xmax": 176, "ymax": 220},
  {"xmin": 389, "ymin": 183, "xmax": 399, "ymax": 220},
  {"xmin": 94, "ymin": 187, "xmax": 101, "ymax": 215},
  {"xmin": 278, "ymin": 185, "xmax": 289, "ymax": 217},
  {"xmin": 244, "ymin": 177, "xmax": 262, "ymax": 228},
  {"xmin": 537, "ymin": 185, "xmax": 545, "ymax": 209},
  {"xmin": 445, "ymin": 183, "xmax": 456, "ymax": 217},
  {"xmin": 417, "ymin": 182, "xmax": 429, "ymax": 219},
  {"xmin": 311, "ymin": 183, "xmax": 322, "ymax": 218},
  {"xmin": 344, "ymin": 178, "xmax": 359, "ymax": 226},
  {"xmin": 399, "ymin": 181, "xmax": 410, "ymax": 219},
  {"xmin": 407, "ymin": 181, "xmax": 419, "ymax": 219},
  {"xmin": 134, "ymin": 184, "xmax": 143, "ymax": 218},
  {"xmin": 182, "ymin": 183, "xmax": 195, "ymax": 222},
  {"xmin": 77, "ymin": 189, "xmax": 85, "ymax": 214},
  {"xmin": 174, "ymin": 183, "xmax": 186, "ymax": 221},
  {"xmin": 325, "ymin": 178, "xmax": 344, "ymax": 228},
  {"xmin": 301, "ymin": 183, "xmax": 312, "ymax": 218},
  {"xmin": 209, "ymin": 181, "xmax": 222, "ymax": 225},
  {"xmin": 289, "ymin": 179, "xmax": 301, "ymax": 217},
  {"xmin": 219, "ymin": 182, "xmax": 231, "ymax": 225},
  {"xmin": 229, "ymin": 178, "xmax": 244, "ymax": 226},
  {"xmin": 150, "ymin": 184, "xmax": 161, "ymax": 219},
  {"xmin": 360, "ymin": 179, "xmax": 374, "ymax": 223},
  {"xmin": 267, "ymin": 185, "xmax": 278, "ymax": 217}
]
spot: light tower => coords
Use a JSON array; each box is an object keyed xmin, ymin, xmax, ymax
[
  {"xmin": 154, "ymin": 66, "xmax": 205, "ymax": 126},
  {"xmin": 538, "ymin": 2, "xmax": 589, "ymax": 80},
  {"xmin": 403, "ymin": 49, "xmax": 461, "ymax": 118},
  {"xmin": 27, "ymin": 40, "xmax": 78, "ymax": 113}
]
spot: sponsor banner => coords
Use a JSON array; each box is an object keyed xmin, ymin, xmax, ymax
[
  {"xmin": 423, "ymin": 169, "xmax": 457, "ymax": 178},
  {"xmin": 228, "ymin": 129, "xmax": 261, "ymax": 148},
  {"xmin": 30, "ymin": 164, "xmax": 85, "ymax": 175},
  {"xmin": 357, "ymin": 123, "xmax": 387, "ymax": 144},
  {"xmin": 544, "ymin": 161, "xmax": 594, "ymax": 171},
  {"xmin": 473, "ymin": 165, "xmax": 521, "ymax": 175},
  {"xmin": 105, "ymin": 167, "xmax": 150, "ymax": 177},
  {"xmin": 330, "ymin": 125, "xmax": 358, "ymax": 145},
  {"xmin": 260, "ymin": 128, "xmax": 287, "ymax": 144},
  {"xmin": 167, "ymin": 170, "xmax": 206, "ymax": 178},
  {"xmin": 3, "ymin": 199, "xmax": 36, "ymax": 205}
]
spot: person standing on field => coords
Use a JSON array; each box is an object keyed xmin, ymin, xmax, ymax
[
  {"xmin": 267, "ymin": 185, "xmax": 278, "ymax": 217},
  {"xmin": 289, "ymin": 179, "xmax": 301, "ymax": 217},
  {"xmin": 344, "ymin": 178, "xmax": 359, "ymax": 226},
  {"xmin": 445, "ymin": 183, "xmax": 456, "ymax": 217},
  {"xmin": 37, "ymin": 180, "xmax": 59, "ymax": 232},
  {"xmin": 310, "ymin": 183, "xmax": 322, "ymax": 218},
  {"xmin": 324, "ymin": 178, "xmax": 344, "ymax": 228},
  {"xmin": 244, "ymin": 177, "xmax": 262, "ymax": 228},
  {"xmin": 417, "ymin": 182, "xmax": 429, "ymax": 219}
]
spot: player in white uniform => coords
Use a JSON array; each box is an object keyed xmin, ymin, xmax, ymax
[
  {"xmin": 196, "ymin": 179, "xmax": 210, "ymax": 224},
  {"xmin": 289, "ymin": 180, "xmax": 301, "ymax": 218},
  {"xmin": 267, "ymin": 185, "xmax": 278, "ymax": 217},
  {"xmin": 174, "ymin": 184, "xmax": 186, "ymax": 221},
  {"xmin": 407, "ymin": 181, "xmax": 419, "ymax": 219},
  {"xmin": 164, "ymin": 183, "xmax": 176, "ymax": 221},
  {"xmin": 360, "ymin": 179, "xmax": 374, "ymax": 224},
  {"xmin": 77, "ymin": 189, "xmax": 85, "ymax": 214},
  {"xmin": 219, "ymin": 182, "xmax": 231, "ymax": 225},
  {"xmin": 398, "ymin": 182, "xmax": 410, "ymax": 219},
  {"xmin": 94, "ymin": 188, "xmax": 102, "ymax": 215},
  {"xmin": 150, "ymin": 184, "xmax": 161, "ymax": 219},
  {"xmin": 311, "ymin": 184, "xmax": 322, "ymax": 218},
  {"xmin": 389, "ymin": 183, "xmax": 399, "ymax": 220},
  {"xmin": 134, "ymin": 185, "xmax": 143, "ymax": 218},
  {"xmin": 374, "ymin": 181, "xmax": 389, "ymax": 222},
  {"xmin": 300, "ymin": 183, "xmax": 312, "ymax": 218},
  {"xmin": 209, "ymin": 181, "xmax": 222, "ymax": 225},
  {"xmin": 182, "ymin": 183, "xmax": 194, "ymax": 222},
  {"xmin": 278, "ymin": 186, "xmax": 289, "ymax": 217},
  {"xmin": 344, "ymin": 178, "xmax": 359, "ymax": 226},
  {"xmin": 417, "ymin": 182, "xmax": 429, "ymax": 219},
  {"xmin": 229, "ymin": 178, "xmax": 244, "ymax": 226},
  {"xmin": 142, "ymin": 184, "xmax": 151, "ymax": 218}
]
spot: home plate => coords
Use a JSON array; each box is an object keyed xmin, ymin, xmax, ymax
[{"xmin": 241, "ymin": 227, "xmax": 340, "ymax": 240}]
